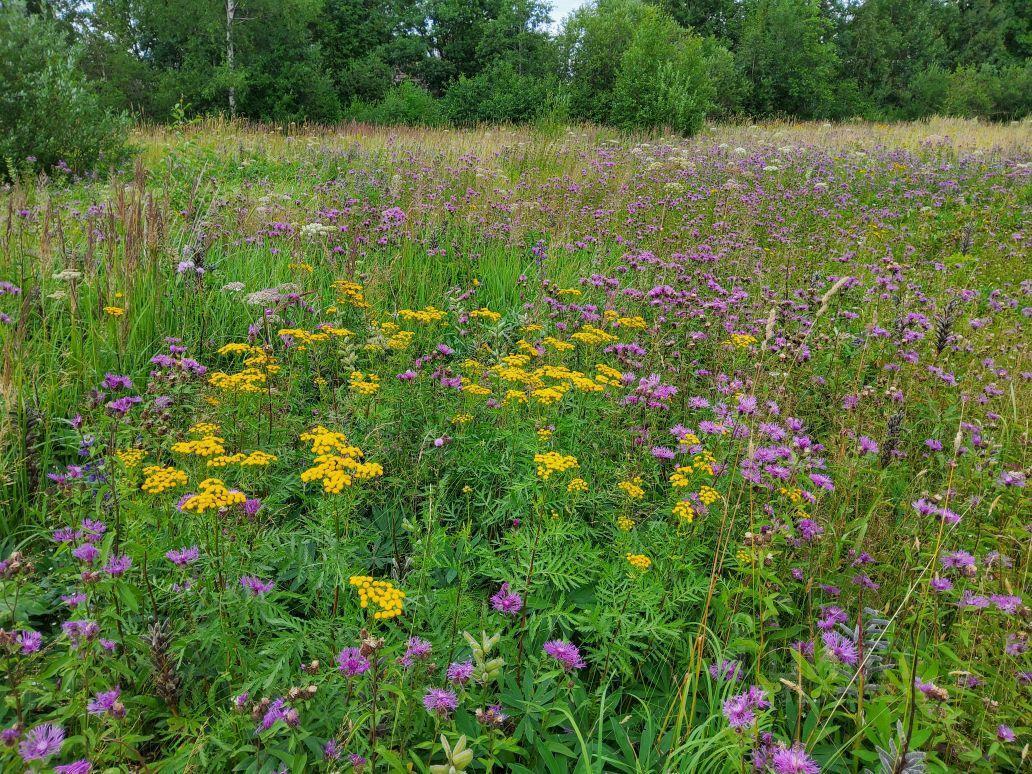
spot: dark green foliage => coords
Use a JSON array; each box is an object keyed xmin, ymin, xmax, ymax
[
  {"xmin": 608, "ymin": 5, "xmax": 713, "ymax": 133},
  {"xmin": 0, "ymin": 3, "xmax": 129, "ymax": 177},
  {"xmin": 736, "ymin": 0, "xmax": 839, "ymax": 118},
  {"xmin": 11, "ymin": 0, "xmax": 1032, "ymax": 133},
  {"xmin": 348, "ymin": 81, "xmax": 446, "ymax": 126}
]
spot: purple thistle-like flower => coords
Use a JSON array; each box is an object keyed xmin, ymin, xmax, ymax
[
  {"xmin": 18, "ymin": 723, "xmax": 64, "ymax": 761},
  {"xmin": 423, "ymin": 688, "xmax": 458, "ymax": 718},
  {"xmin": 240, "ymin": 575, "xmax": 275, "ymax": 596},
  {"xmin": 324, "ymin": 739, "xmax": 341, "ymax": 760},
  {"xmin": 16, "ymin": 630, "xmax": 42, "ymax": 654},
  {"xmin": 87, "ymin": 687, "xmax": 124, "ymax": 718},
  {"xmin": 722, "ymin": 686, "xmax": 768, "ymax": 730},
  {"xmin": 491, "ymin": 582, "xmax": 523, "ymax": 615},
  {"xmin": 822, "ymin": 631, "xmax": 858, "ymax": 666},
  {"xmin": 447, "ymin": 660, "xmax": 474, "ymax": 685},
  {"xmin": 62, "ymin": 619, "xmax": 100, "ymax": 648},
  {"xmin": 398, "ymin": 636, "xmax": 433, "ymax": 668},
  {"xmin": 166, "ymin": 546, "xmax": 200, "ymax": 566},
  {"xmin": 72, "ymin": 543, "xmax": 100, "ymax": 564},
  {"xmin": 101, "ymin": 373, "xmax": 133, "ymax": 391},
  {"xmin": 543, "ymin": 640, "xmax": 585, "ymax": 671},
  {"xmin": 54, "ymin": 761, "xmax": 93, "ymax": 774},
  {"xmin": 997, "ymin": 724, "xmax": 1015, "ymax": 742},
  {"xmin": 770, "ymin": 742, "xmax": 820, "ymax": 774},
  {"xmin": 103, "ymin": 554, "xmax": 132, "ymax": 576},
  {"xmin": 105, "ymin": 395, "xmax": 142, "ymax": 416},
  {"xmin": 335, "ymin": 647, "xmax": 371, "ymax": 677},
  {"xmin": 857, "ymin": 436, "xmax": 879, "ymax": 454}
]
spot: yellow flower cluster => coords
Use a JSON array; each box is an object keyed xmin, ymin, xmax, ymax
[
  {"xmin": 567, "ymin": 477, "xmax": 588, "ymax": 493},
  {"xmin": 626, "ymin": 553, "xmax": 652, "ymax": 571},
  {"xmin": 692, "ymin": 451, "xmax": 717, "ymax": 475},
  {"xmin": 727, "ymin": 333, "xmax": 758, "ymax": 349},
  {"xmin": 398, "ymin": 306, "xmax": 447, "ymax": 325},
  {"xmin": 104, "ymin": 306, "xmax": 125, "ymax": 317},
  {"xmin": 469, "ymin": 307, "xmax": 501, "ymax": 323},
  {"xmin": 570, "ymin": 325, "xmax": 618, "ymax": 346},
  {"xmin": 617, "ymin": 515, "xmax": 635, "ymax": 531},
  {"xmin": 299, "ymin": 426, "xmax": 383, "ymax": 493},
  {"xmin": 288, "ymin": 261, "xmax": 314, "ymax": 272},
  {"xmin": 779, "ymin": 486, "xmax": 804, "ymax": 505},
  {"xmin": 333, "ymin": 279, "xmax": 370, "ymax": 309},
  {"xmin": 189, "ymin": 422, "xmax": 221, "ymax": 436},
  {"xmin": 534, "ymin": 452, "xmax": 579, "ymax": 480},
  {"xmin": 618, "ymin": 477, "xmax": 645, "ymax": 499},
  {"xmin": 209, "ymin": 368, "xmax": 268, "ymax": 393},
  {"xmin": 349, "ymin": 371, "xmax": 381, "ymax": 395},
  {"xmin": 276, "ymin": 326, "xmax": 352, "ymax": 347},
  {"xmin": 172, "ymin": 434, "xmax": 227, "ymax": 457},
  {"xmin": 207, "ymin": 450, "xmax": 278, "ymax": 468},
  {"xmin": 141, "ymin": 465, "xmax": 188, "ymax": 494},
  {"xmin": 673, "ymin": 499, "xmax": 696, "ymax": 524},
  {"xmin": 370, "ymin": 321, "xmax": 414, "ymax": 350},
  {"xmin": 349, "ymin": 576, "xmax": 404, "ymax": 619},
  {"xmin": 669, "ymin": 466, "xmax": 694, "ymax": 488},
  {"xmin": 181, "ymin": 478, "xmax": 247, "ymax": 513},
  {"xmin": 462, "ymin": 383, "xmax": 492, "ymax": 396},
  {"xmin": 217, "ymin": 343, "xmax": 253, "ymax": 356},
  {"xmin": 614, "ymin": 315, "xmax": 647, "ymax": 330},
  {"xmin": 595, "ymin": 364, "xmax": 624, "ymax": 387},
  {"xmin": 116, "ymin": 449, "xmax": 147, "ymax": 468},
  {"xmin": 698, "ymin": 485, "xmax": 720, "ymax": 505},
  {"xmin": 542, "ymin": 337, "xmax": 575, "ymax": 352},
  {"xmin": 557, "ymin": 287, "xmax": 582, "ymax": 297},
  {"xmin": 537, "ymin": 428, "xmax": 553, "ymax": 441},
  {"xmin": 451, "ymin": 413, "xmax": 473, "ymax": 425}
]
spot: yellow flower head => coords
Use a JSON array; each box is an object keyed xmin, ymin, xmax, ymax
[
  {"xmin": 626, "ymin": 553, "xmax": 652, "ymax": 572},
  {"xmin": 349, "ymin": 576, "xmax": 404, "ymax": 619}
]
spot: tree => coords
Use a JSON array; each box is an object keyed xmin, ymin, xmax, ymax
[
  {"xmin": 736, "ymin": 0, "xmax": 838, "ymax": 118},
  {"xmin": 0, "ymin": 2, "xmax": 129, "ymax": 177},
  {"xmin": 609, "ymin": 5, "xmax": 712, "ymax": 133}
]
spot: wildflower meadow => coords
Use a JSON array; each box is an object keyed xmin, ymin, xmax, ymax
[{"xmin": 1, "ymin": 119, "xmax": 1030, "ymax": 772}]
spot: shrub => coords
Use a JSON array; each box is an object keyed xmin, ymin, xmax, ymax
[
  {"xmin": 443, "ymin": 62, "xmax": 555, "ymax": 126},
  {"xmin": 609, "ymin": 7, "xmax": 712, "ymax": 135},
  {"xmin": 0, "ymin": 4, "xmax": 130, "ymax": 178},
  {"xmin": 348, "ymin": 82, "xmax": 444, "ymax": 127}
]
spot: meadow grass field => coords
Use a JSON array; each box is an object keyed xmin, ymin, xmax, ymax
[{"xmin": 0, "ymin": 118, "xmax": 1029, "ymax": 773}]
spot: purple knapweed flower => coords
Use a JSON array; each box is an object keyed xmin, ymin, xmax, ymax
[
  {"xmin": 19, "ymin": 723, "xmax": 64, "ymax": 762},
  {"xmin": 240, "ymin": 575, "xmax": 275, "ymax": 596},
  {"xmin": 335, "ymin": 647, "xmax": 371, "ymax": 677},
  {"xmin": 423, "ymin": 688, "xmax": 458, "ymax": 718},
  {"xmin": 490, "ymin": 582, "xmax": 523, "ymax": 615},
  {"xmin": 447, "ymin": 660, "xmax": 474, "ymax": 685},
  {"xmin": 543, "ymin": 640, "xmax": 585, "ymax": 671}
]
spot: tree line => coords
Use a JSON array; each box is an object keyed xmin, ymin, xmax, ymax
[{"xmin": 1, "ymin": 0, "xmax": 1029, "ymax": 174}]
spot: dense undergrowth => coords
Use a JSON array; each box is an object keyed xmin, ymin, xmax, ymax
[{"xmin": 0, "ymin": 120, "xmax": 1029, "ymax": 772}]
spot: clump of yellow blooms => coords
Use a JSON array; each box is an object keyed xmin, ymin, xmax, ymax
[
  {"xmin": 369, "ymin": 321, "xmax": 414, "ymax": 350},
  {"xmin": 116, "ymin": 449, "xmax": 147, "ymax": 468},
  {"xmin": 451, "ymin": 413, "xmax": 473, "ymax": 425},
  {"xmin": 531, "ymin": 384, "xmax": 570, "ymax": 405},
  {"xmin": 618, "ymin": 477, "xmax": 645, "ymax": 499},
  {"xmin": 698, "ymin": 485, "xmax": 720, "ymax": 505},
  {"xmin": 398, "ymin": 306, "xmax": 447, "ymax": 325},
  {"xmin": 779, "ymin": 486, "xmax": 805, "ymax": 505},
  {"xmin": 614, "ymin": 315, "xmax": 647, "ymax": 330},
  {"xmin": 349, "ymin": 576, "xmax": 404, "ymax": 619},
  {"xmin": 503, "ymin": 390, "xmax": 527, "ymax": 405},
  {"xmin": 349, "ymin": 371, "xmax": 381, "ymax": 396},
  {"xmin": 462, "ymin": 383, "xmax": 492, "ymax": 396},
  {"xmin": 692, "ymin": 450, "xmax": 717, "ymax": 475},
  {"xmin": 727, "ymin": 333, "xmax": 758, "ymax": 349},
  {"xmin": 570, "ymin": 325, "xmax": 618, "ymax": 346},
  {"xmin": 567, "ymin": 477, "xmax": 588, "ymax": 493},
  {"xmin": 141, "ymin": 465, "xmax": 188, "ymax": 494},
  {"xmin": 333, "ymin": 279, "xmax": 370, "ymax": 309},
  {"xmin": 537, "ymin": 428, "xmax": 553, "ymax": 441},
  {"xmin": 669, "ymin": 466, "xmax": 694, "ymax": 488},
  {"xmin": 673, "ymin": 499, "xmax": 696, "ymax": 524},
  {"xmin": 626, "ymin": 553, "xmax": 652, "ymax": 571},
  {"xmin": 534, "ymin": 452, "xmax": 579, "ymax": 480},
  {"xmin": 181, "ymin": 478, "xmax": 247, "ymax": 513},
  {"xmin": 188, "ymin": 422, "xmax": 221, "ymax": 436},
  {"xmin": 469, "ymin": 307, "xmax": 502, "ymax": 323},
  {"xmin": 617, "ymin": 515, "xmax": 635, "ymax": 532},
  {"xmin": 288, "ymin": 261, "xmax": 314, "ymax": 272},
  {"xmin": 542, "ymin": 336, "xmax": 575, "ymax": 352},
  {"xmin": 172, "ymin": 434, "xmax": 227, "ymax": 458},
  {"xmin": 595, "ymin": 364, "xmax": 625, "ymax": 387},
  {"xmin": 207, "ymin": 450, "xmax": 278, "ymax": 468},
  {"xmin": 104, "ymin": 306, "xmax": 125, "ymax": 317},
  {"xmin": 299, "ymin": 426, "xmax": 383, "ymax": 493}
]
